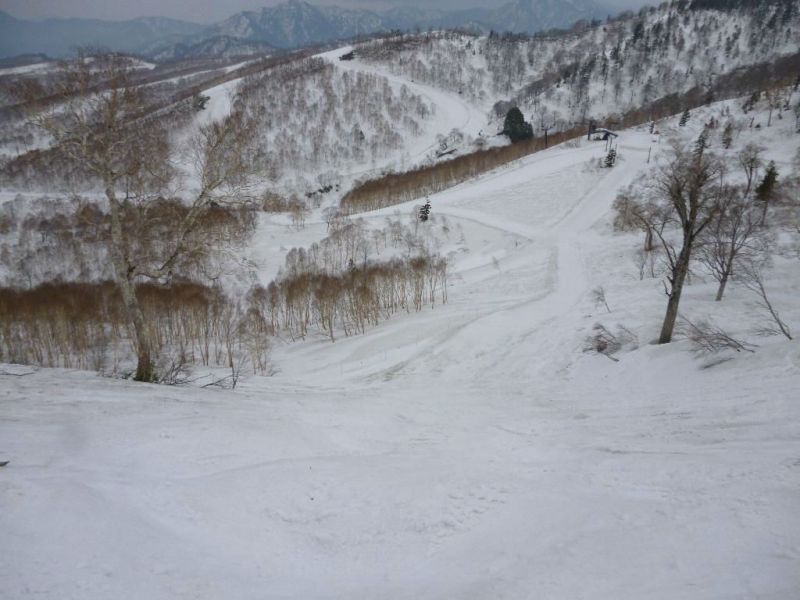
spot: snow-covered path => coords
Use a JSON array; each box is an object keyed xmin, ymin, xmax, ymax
[
  {"xmin": 317, "ymin": 46, "xmax": 490, "ymax": 178},
  {"xmin": 276, "ymin": 134, "xmax": 653, "ymax": 387}
]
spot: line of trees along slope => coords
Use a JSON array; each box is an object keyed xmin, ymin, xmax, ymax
[
  {"xmin": 341, "ymin": 49, "xmax": 800, "ymax": 216},
  {"xmin": 361, "ymin": 1, "xmax": 799, "ymax": 126},
  {"xmin": 340, "ymin": 127, "xmax": 582, "ymax": 214},
  {"xmin": 0, "ymin": 281, "xmax": 270, "ymax": 378}
]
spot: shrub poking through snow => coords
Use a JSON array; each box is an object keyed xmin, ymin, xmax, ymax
[
  {"xmin": 738, "ymin": 260, "xmax": 793, "ymax": 340},
  {"xmin": 676, "ymin": 316, "xmax": 756, "ymax": 355},
  {"xmin": 591, "ymin": 286, "xmax": 612, "ymax": 313},
  {"xmin": 584, "ymin": 323, "xmax": 638, "ymax": 361},
  {"xmin": 604, "ymin": 147, "xmax": 617, "ymax": 168},
  {"xmin": 418, "ymin": 198, "xmax": 432, "ymax": 222}
]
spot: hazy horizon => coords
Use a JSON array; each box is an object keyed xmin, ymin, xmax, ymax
[{"xmin": 0, "ymin": 0, "xmax": 655, "ymax": 25}]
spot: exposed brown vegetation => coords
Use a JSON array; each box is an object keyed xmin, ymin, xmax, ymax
[
  {"xmin": 257, "ymin": 212, "xmax": 449, "ymax": 342},
  {"xmin": 0, "ymin": 280, "xmax": 270, "ymax": 377},
  {"xmin": 261, "ymin": 255, "xmax": 447, "ymax": 343},
  {"xmin": 340, "ymin": 127, "xmax": 582, "ymax": 214},
  {"xmin": 342, "ymin": 49, "xmax": 800, "ymax": 217}
]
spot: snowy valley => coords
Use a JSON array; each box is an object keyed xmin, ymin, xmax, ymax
[{"xmin": 1, "ymin": 1, "xmax": 800, "ymax": 598}]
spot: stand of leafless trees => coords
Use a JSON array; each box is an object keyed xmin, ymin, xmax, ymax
[
  {"xmin": 0, "ymin": 281, "xmax": 271, "ymax": 378},
  {"xmin": 13, "ymin": 53, "xmax": 259, "ymax": 380},
  {"xmin": 0, "ymin": 195, "xmax": 256, "ymax": 289},
  {"xmin": 255, "ymin": 213, "xmax": 449, "ymax": 342},
  {"xmin": 614, "ymin": 142, "xmax": 725, "ymax": 343}
]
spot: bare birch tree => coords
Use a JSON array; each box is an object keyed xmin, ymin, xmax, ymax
[
  {"xmin": 697, "ymin": 185, "xmax": 767, "ymax": 301},
  {"xmin": 737, "ymin": 142, "xmax": 763, "ymax": 196},
  {"xmin": 22, "ymin": 53, "xmax": 257, "ymax": 381},
  {"xmin": 624, "ymin": 143, "xmax": 723, "ymax": 343}
]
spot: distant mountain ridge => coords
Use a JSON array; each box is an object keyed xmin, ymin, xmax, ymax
[
  {"xmin": 192, "ymin": 0, "xmax": 607, "ymax": 51},
  {"xmin": 0, "ymin": 11, "xmax": 204, "ymax": 59},
  {"xmin": 0, "ymin": 0, "xmax": 611, "ymax": 61}
]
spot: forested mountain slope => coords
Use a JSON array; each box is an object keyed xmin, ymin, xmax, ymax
[{"xmin": 355, "ymin": 0, "xmax": 800, "ymax": 131}]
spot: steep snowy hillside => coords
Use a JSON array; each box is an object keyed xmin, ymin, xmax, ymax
[
  {"xmin": 0, "ymin": 46, "xmax": 494, "ymax": 202},
  {"xmin": 356, "ymin": 1, "xmax": 800, "ymax": 132},
  {"xmin": 2, "ymin": 90, "xmax": 799, "ymax": 599}
]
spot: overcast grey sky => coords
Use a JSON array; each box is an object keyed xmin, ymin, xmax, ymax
[{"xmin": 0, "ymin": 0, "xmax": 654, "ymax": 24}]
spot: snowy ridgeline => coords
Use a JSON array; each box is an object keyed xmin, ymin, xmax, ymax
[
  {"xmin": 356, "ymin": 2, "xmax": 800, "ymax": 131},
  {"xmin": 3, "ymin": 2, "xmax": 798, "ymax": 202}
]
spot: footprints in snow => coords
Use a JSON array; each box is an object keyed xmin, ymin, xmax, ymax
[{"xmin": 409, "ymin": 483, "xmax": 512, "ymax": 545}]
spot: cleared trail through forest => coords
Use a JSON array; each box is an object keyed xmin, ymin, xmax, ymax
[{"xmin": 317, "ymin": 46, "xmax": 488, "ymax": 179}]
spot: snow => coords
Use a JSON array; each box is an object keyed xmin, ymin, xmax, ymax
[
  {"xmin": 0, "ymin": 58, "xmax": 156, "ymax": 78},
  {"xmin": 317, "ymin": 46, "xmax": 491, "ymax": 180},
  {"xmin": 0, "ymin": 62, "xmax": 56, "ymax": 76},
  {"xmin": 2, "ymin": 48, "xmax": 800, "ymax": 600}
]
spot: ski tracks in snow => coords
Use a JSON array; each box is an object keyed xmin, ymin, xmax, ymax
[
  {"xmin": 356, "ymin": 133, "xmax": 654, "ymax": 385},
  {"xmin": 318, "ymin": 47, "xmax": 488, "ymax": 178}
]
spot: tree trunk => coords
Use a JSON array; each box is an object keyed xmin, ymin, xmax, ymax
[
  {"xmin": 644, "ymin": 226, "xmax": 654, "ymax": 252},
  {"xmin": 715, "ymin": 270, "xmax": 729, "ymax": 302},
  {"xmin": 106, "ymin": 185, "xmax": 153, "ymax": 381},
  {"xmin": 123, "ymin": 272, "xmax": 154, "ymax": 382},
  {"xmin": 658, "ymin": 240, "xmax": 692, "ymax": 344}
]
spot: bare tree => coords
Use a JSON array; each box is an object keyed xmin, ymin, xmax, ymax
[
  {"xmin": 676, "ymin": 316, "xmax": 755, "ymax": 355},
  {"xmin": 22, "ymin": 53, "xmax": 257, "ymax": 381},
  {"xmin": 697, "ymin": 186, "xmax": 767, "ymax": 301},
  {"xmin": 626, "ymin": 144, "xmax": 723, "ymax": 343},
  {"xmin": 765, "ymin": 89, "xmax": 783, "ymax": 127},
  {"xmin": 737, "ymin": 142, "xmax": 763, "ymax": 196},
  {"xmin": 738, "ymin": 260, "xmax": 792, "ymax": 340}
]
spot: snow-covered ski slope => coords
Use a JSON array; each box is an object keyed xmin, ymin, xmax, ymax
[
  {"xmin": 169, "ymin": 46, "xmax": 494, "ymax": 194},
  {"xmin": 3, "ymin": 72, "xmax": 800, "ymax": 600},
  {"xmin": 317, "ymin": 46, "xmax": 490, "ymax": 177}
]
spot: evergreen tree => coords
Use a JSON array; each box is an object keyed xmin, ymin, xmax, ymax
[
  {"xmin": 418, "ymin": 198, "xmax": 432, "ymax": 222},
  {"xmin": 721, "ymin": 121, "xmax": 734, "ymax": 149},
  {"xmin": 743, "ymin": 91, "xmax": 760, "ymax": 113},
  {"xmin": 503, "ymin": 107, "xmax": 533, "ymax": 143},
  {"xmin": 694, "ymin": 127, "xmax": 710, "ymax": 157},
  {"xmin": 755, "ymin": 161, "xmax": 778, "ymax": 225},
  {"xmin": 679, "ymin": 108, "xmax": 691, "ymax": 126},
  {"xmin": 604, "ymin": 147, "xmax": 617, "ymax": 168},
  {"xmin": 192, "ymin": 93, "xmax": 211, "ymax": 112}
]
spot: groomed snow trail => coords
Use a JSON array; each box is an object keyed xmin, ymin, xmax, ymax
[{"xmin": 277, "ymin": 134, "xmax": 653, "ymax": 386}]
